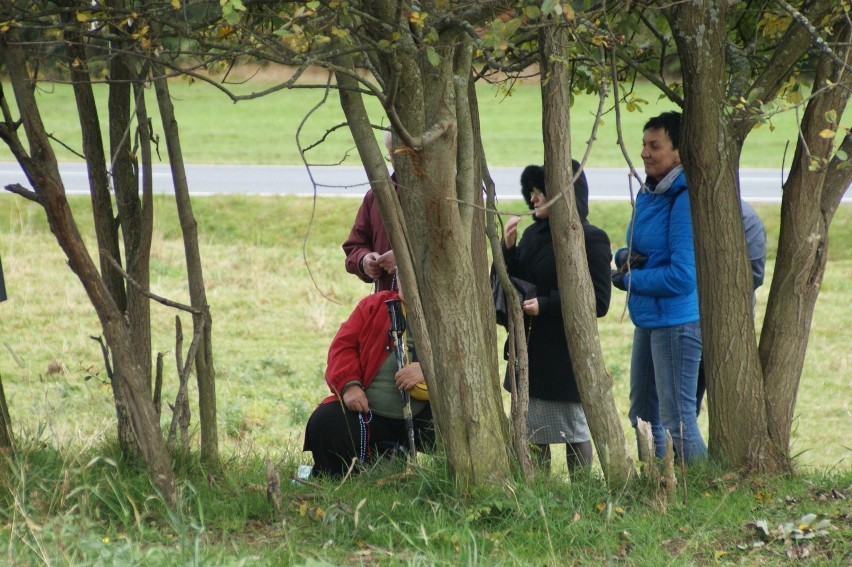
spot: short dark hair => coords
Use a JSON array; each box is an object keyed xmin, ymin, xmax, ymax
[{"xmin": 643, "ymin": 111, "xmax": 681, "ymax": 149}]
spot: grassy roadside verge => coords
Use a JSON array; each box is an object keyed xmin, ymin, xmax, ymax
[{"xmin": 3, "ymin": 79, "xmax": 806, "ymax": 168}]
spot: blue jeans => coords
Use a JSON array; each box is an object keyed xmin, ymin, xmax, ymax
[{"xmin": 628, "ymin": 321, "xmax": 707, "ymax": 462}]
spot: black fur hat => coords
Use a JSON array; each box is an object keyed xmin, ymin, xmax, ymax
[{"xmin": 518, "ymin": 160, "xmax": 589, "ymax": 220}]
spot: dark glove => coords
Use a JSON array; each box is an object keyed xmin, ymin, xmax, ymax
[
  {"xmin": 615, "ymin": 249, "xmax": 648, "ymax": 271},
  {"xmin": 611, "ymin": 269, "xmax": 628, "ymax": 291}
]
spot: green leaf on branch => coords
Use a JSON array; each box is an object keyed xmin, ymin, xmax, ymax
[
  {"xmin": 426, "ymin": 46, "xmax": 440, "ymax": 67},
  {"xmin": 824, "ymin": 110, "xmax": 838, "ymax": 124},
  {"xmin": 524, "ymin": 5, "xmax": 542, "ymax": 19},
  {"xmin": 541, "ymin": 0, "xmax": 559, "ymax": 16}
]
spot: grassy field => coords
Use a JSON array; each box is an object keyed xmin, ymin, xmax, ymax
[
  {"xmin": 4, "ymin": 75, "xmax": 809, "ymax": 168},
  {"xmin": 1, "ymin": 194, "xmax": 849, "ymax": 472},
  {"xmin": 1, "ymin": 74, "xmax": 851, "ymax": 564},
  {"xmin": 0, "ymin": 192, "xmax": 850, "ymax": 564}
]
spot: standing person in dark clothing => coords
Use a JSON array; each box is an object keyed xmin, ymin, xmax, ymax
[
  {"xmin": 342, "ymin": 131, "xmax": 398, "ymax": 291},
  {"xmin": 502, "ymin": 162, "xmax": 612, "ymax": 473}
]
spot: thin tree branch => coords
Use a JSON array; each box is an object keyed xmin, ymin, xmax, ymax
[{"xmin": 100, "ymin": 251, "xmax": 204, "ymax": 315}]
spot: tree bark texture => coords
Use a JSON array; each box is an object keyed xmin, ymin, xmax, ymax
[
  {"xmin": 151, "ymin": 63, "xmax": 220, "ymax": 469},
  {"xmin": 63, "ymin": 22, "xmax": 137, "ymax": 456},
  {"xmin": 669, "ymin": 2, "xmax": 776, "ymax": 472},
  {"xmin": 109, "ymin": 51, "xmax": 154, "ymax": 403},
  {"xmin": 0, "ymin": 31, "xmax": 176, "ymax": 505},
  {"xmin": 540, "ymin": 22, "xmax": 634, "ymax": 486},
  {"xmin": 760, "ymin": 21, "xmax": 852, "ymax": 461},
  {"xmin": 335, "ymin": 23, "xmax": 513, "ymax": 490}
]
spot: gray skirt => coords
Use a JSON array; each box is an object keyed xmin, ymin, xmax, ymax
[{"xmin": 527, "ymin": 397, "xmax": 590, "ymax": 444}]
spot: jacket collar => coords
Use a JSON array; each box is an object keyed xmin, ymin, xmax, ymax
[{"xmin": 643, "ymin": 164, "xmax": 684, "ymax": 195}]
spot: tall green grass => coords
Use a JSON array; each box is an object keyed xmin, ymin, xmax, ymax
[
  {"xmin": 2, "ymin": 433, "xmax": 850, "ymax": 564},
  {"xmin": 0, "ymin": 194, "xmax": 849, "ymax": 474},
  {"xmin": 4, "ymin": 77, "xmax": 810, "ymax": 168}
]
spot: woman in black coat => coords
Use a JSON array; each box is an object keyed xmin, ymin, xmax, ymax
[{"xmin": 502, "ymin": 162, "xmax": 612, "ymax": 472}]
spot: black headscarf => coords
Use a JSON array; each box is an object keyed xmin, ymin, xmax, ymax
[{"xmin": 519, "ymin": 160, "xmax": 589, "ymax": 221}]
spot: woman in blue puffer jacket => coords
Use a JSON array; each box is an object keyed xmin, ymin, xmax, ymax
[{"xmin": 612, "ymin": 111, "xmax": 706, "ymax": 463}]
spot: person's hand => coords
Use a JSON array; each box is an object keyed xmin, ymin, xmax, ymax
[
  {"xmin": 614, "ymin": 248, "xmax": 629, "ymax": 270},
  {"xmin": 611, "ymin": 270, "xmax": 628, "ymax": 291},
  {"xmin": 522, "ymin": 297, "xmax": 539, "ymax": 316},
  {"xmin": 361, "ymin": 252, "xmax": 382, "ymax": 280},
  {"xmin": 503, "ymin": 216, "xmax": 521, "ymax": 249},
  {"xmin": 395, "ymin": 362, "xmax": 425, "ymax": 392},
  {"xmin": 342, "ymin": 384, "xmax": 369, "ymax": 413},
  {"xmin": 377, "ymin": 250, "xmax": 396, "ymax": 274},
  {"xmin": 615, "ymin": 249, "xmax": 648, "ymax": 272}
]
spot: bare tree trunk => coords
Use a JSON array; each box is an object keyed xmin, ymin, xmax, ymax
[
  {"xmin": 110, "ymin": 50, "xmax": 154, "ymax": 407},
  {"xmin": 335, "ymin": 33, "xmax": 514, "ymax": 490},
  {"xmin": 668, "ymin": 1, "xmax": 778, "ymax": 472},
  {"xmin": 761, "ymin": 25, "xmax": 852, "ymax": 460},
  {"xmin": 540, "ymin": 21, "xmax": 634, "ymax": 486},
  {"xmin": 63, "ymin": 18, "xmax": 137, "ymax": 456},
  {"xmin": 111, "ymin": 50, "xmax": 156, "ymax": 458},
  {"xmin": 0, "ymin": 31, "xmax": 176, "ymax": 505},
  {"xmin": 150, "ymin": 63, "xmax": 219, "ymax": 469}
]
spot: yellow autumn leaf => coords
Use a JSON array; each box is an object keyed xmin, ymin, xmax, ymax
[
  {"xmin": 171, "ymin": 0, "xmax": 181, "ymax": 8},
  {"xmin": 819, "ymin": 129, "xmax": 836, "ymax": 139},
  {"xmin": 76, "ymin": 12, "xmax": 89, "ymax": 22}
]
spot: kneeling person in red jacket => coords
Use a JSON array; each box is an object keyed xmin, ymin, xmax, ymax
[{"xmin": 303, "ymin": 288, "xmax": 434, "ymax": 477}]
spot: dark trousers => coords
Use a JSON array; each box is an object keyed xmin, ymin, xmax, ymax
[{"xmin": 304, "ymin": 401, "xmax": 434, "ymax": 477}]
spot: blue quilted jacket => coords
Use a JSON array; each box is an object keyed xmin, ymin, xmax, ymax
[{"xmin": 619, "ymin": 169, "xmax": 699, "ymax": 329}]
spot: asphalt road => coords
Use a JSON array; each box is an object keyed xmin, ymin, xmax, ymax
[{"xmin": 0, "ymin": 162, "xmax": 845, "ymax": 203}]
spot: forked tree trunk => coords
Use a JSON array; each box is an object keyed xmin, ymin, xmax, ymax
[
  {"xmin": 335, "ymin": 27, "xmax": 514, "ymax": 490},
  {"xmin": 540, "ymin": 22, "xmax": 634, "ymax": 486},
  {"xmin": 109, "ymin": 50, "xmax": 154, "ymax": 446},
  {"xmin": 0, "ymin": 31, "xmax": 176, "ymax": 505},
  {"xmin": 63, "ymin": 18, "xmax": 137, "ymax": 456},
  {"xmin": 668, "ymin": 2, "xmax": 777, "ymax": 471},
  {"xmin": 666, "ymin": 0, "xmax": 850, "ymax": 473},
  {"xmin": 760, "ymin": 28, "xmax": 852, "ymax": 458}
]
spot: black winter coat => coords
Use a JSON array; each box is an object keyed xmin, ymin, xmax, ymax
[{"xmin": 503, "ymin": 218, "xmax": 612, "ymax": 402}]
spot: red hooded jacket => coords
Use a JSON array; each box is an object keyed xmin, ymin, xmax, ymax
[{"xmin": 321, "ymin": 290, "xmax": 398, "ymax": 404}]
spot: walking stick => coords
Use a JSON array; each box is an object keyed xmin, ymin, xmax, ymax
[{"xmin": 385, "ymin": 298, "xmax": 417, "ymax": 462}]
